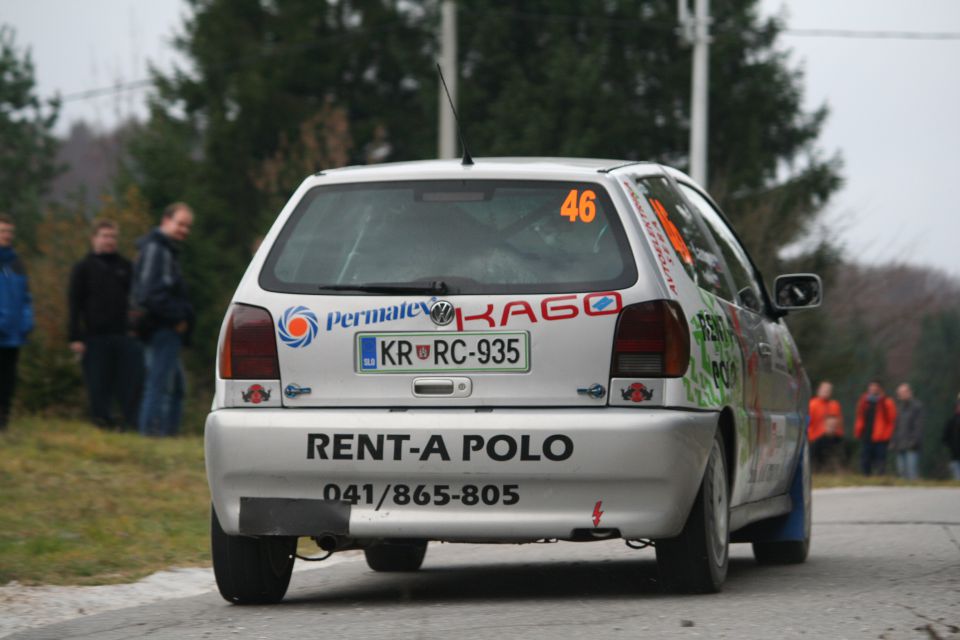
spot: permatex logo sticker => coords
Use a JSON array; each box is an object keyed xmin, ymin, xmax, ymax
[{"xmin": 278, "ymin": 306, "xmax": 319, "ymax": 348}]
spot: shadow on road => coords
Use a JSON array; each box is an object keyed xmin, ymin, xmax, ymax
[{"xmin": 283, "ymin": 556, "xmax": 765, "ymax": 606}]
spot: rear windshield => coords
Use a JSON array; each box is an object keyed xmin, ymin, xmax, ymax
[{"xmin": 259, "ymin": 180, "xmax": 637, "ymax": 295}]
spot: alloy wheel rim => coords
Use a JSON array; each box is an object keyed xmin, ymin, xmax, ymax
[{"xmin": 709, "ymin": 442, "xmax": 729, "ymax": 567}]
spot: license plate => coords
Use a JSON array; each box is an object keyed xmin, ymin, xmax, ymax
[{"xmin": 356, "ymin": 331, "xmax": 529, "ymax": 373}]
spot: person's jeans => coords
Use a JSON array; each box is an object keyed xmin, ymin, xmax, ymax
[
  {"xmin": 894, "ymin": 449, "xmax": 920, "ymax": 480},
  {"xmin": 138, "ymin": 328, "xmax": 185, "ymax": 437},
  {"xmin": 83, "ymin": 334, "xmax": 144, "ymax": 429},
  {"xmin": 0, "ymin": 347, "xmax": 19, "ymax": 428},
  {"xmin": 949, "ymin": 460, "xmax": 960, "ymax": 481},
  {"xmin": 860, "ymin": 440, "xmax": 888, "ymax": 476}
]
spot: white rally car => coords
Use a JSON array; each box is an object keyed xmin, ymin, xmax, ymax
[{"xmin": 206, "ymin": 158, "xmax": 821, "ymax": 603}]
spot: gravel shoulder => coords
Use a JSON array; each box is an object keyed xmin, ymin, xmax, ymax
[{"xmin": 0, "ymin": 553, "xmax": 363, "ymax": 638}]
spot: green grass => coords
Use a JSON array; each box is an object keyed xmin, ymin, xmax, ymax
[
  {"xmin": 0, "ymin": 418, "xmax": 210, "ymax": 586},
  {"xmin": 813, "ymin": 472, "xmax": 960, "ymax": 489}
]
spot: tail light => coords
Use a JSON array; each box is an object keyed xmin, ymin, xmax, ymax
[
  {"xmin": 219, "ymin": 304, "xmax": 280, "ymax": 379},
  {"xmin": 611, "ymin": 300, "xmax": 689, "ymax": 377}
]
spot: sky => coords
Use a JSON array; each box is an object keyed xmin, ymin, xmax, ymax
[{"xmin": 2, "ymin": 0, "xmax": 959, "ymax": 277}]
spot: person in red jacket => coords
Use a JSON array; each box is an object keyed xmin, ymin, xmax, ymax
[
  {"xmin": 854, "ymin": 381, "xmax": 897, "ymax": 476},
  {"xmin": 809, "ymin": 381, "xmax": 844, "ymax": 472}
]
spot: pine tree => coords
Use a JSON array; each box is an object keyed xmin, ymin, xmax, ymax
[
  {"xmin": 0, "ymin": 25, "xmax": 60, "ymax": 243},
  {"xmin": 909, "ymin": 309, "xmax": 960, "ymax": 477}
]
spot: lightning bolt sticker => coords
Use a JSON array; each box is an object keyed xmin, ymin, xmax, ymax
[{"xmin": 592, "ymin": 500, "xmax": 604, "ymax": 527}]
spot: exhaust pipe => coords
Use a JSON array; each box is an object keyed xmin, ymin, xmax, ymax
[{"xmin": 317, "ymin": 534, "xmax": 339, "ymax": 552}]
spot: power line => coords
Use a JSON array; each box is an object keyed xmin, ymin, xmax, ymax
[
  {"xmin": 58, "ymin": 22, "xmax": 415, "ymax": 104},
  {"xmin": 60, "ymin": 79, "xmax": 153, "ymax": 102},
  {"xmin": 54, "ymin": 18, "xmax": 960, "ymax": 105},
  {"xmin": 782, "ymin": 28, "xmax": 960, "ymax": 40}
]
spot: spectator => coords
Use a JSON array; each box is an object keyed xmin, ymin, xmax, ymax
[
  {"xmin": 891, "ymin": 383, "xmax": 924, "ymax": 480},
  {"xmin": 943, "ymin": 393, "xmax": 960, "ymax": 481},
  {"xmin": 68, "ymin": 220, "xmax": 143, "ymax": 430},
  {"xmin": 854, "ymin": 381, "xmax": 897, "ymax": 476},
  {"xmin": 809, "ymin": 381, "xmax": 844, "ymax": 472},
  {"xmin": 0, "ymin": 214, "xmax": 33, "ymax": 430},
  {"xmin": 133, "ymin": 203, "xmax": 194, "ymax": 437}
]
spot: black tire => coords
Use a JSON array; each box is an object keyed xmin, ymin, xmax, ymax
[
  {"xmin": 655, "ymin": 428, "xmax": 730, "ymax": 593},
  {"xmin": 364, "ymin": 540, "xmax": 428, "ymax": 572},
  {"xmin": 753, "ymin": 440, "xmax": 811, "ymax": 565},
  {"xmin": 211, "ymin": 507, "xmax": 297, "ymax": 604}
]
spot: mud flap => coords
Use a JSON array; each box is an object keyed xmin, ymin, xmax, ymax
[
  {"xmin": 239, "ymin": 497, "xmax": 350, "ymax": 536},
  {"xmin": 730, "ymin": 440, "xmax": 809, "ymax": 543}
]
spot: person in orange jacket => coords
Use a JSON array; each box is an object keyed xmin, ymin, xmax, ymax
[
  {"xmin": 809, "ymin": 381, "xmax": 844, "ymax": 472},
  {"xmin": 854, "ymin": 381, "xmax": 897, "ymax": 476}
]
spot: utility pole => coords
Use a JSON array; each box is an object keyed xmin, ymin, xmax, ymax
[
  {"xmin": 678, "ymin": 0, "xmax": 711, "ymax": 186},
  {"xmin": 438, "ymin": 0, "xmax": 458, "ymax": 159}
]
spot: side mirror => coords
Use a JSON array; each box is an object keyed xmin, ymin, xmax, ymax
[{"xmin": 774, "ymin": 274, "xmax": 822, "ymax": 311}]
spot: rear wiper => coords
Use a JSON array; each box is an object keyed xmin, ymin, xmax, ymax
[{"xmin": 317, "ymin": 281, "xmax": 451, "ymax": 295}]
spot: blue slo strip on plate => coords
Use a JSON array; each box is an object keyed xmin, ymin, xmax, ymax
[{"xmin": 360, "ymin": 336, "xmax": 378, "ymax": 370}]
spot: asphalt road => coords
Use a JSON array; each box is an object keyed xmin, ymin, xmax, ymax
[{"xmin": 9, "ymin": 487, "xmax": 960, "ymax": 640}]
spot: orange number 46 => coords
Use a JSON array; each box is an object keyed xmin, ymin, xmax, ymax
[{"xmin": 561, "ymin": 189, "xmax": 597, "ymax": 223}]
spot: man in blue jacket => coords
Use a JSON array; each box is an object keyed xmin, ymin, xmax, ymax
[
  {"xmin": 133, "ymin": 203, "xmax": 194, "ymax": 437},
  {"xmin": 0, "ymin": 214, "xmax": 34, "ymax": 430}
]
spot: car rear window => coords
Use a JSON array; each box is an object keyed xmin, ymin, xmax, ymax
[{"xmin": 260, "ymin": 180, "xmax": 637, "ymax": 295}]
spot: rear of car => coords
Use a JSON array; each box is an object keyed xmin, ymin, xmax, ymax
[{"xmin": 205, "ymin": 159, "xmax": 811, "ymax": 603}]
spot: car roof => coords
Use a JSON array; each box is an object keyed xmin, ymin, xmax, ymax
[{"xmin": 316, "ymin": 157, "xmax": 669, "ymax": 179}]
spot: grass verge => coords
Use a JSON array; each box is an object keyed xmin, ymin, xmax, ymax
[
  {"xmin": 0, "ymin": 418, "xmax": 210, "ymax": 586},
  {"xmin": 813, "ymin": 472, "xmax": 960, "ymax": 489}
]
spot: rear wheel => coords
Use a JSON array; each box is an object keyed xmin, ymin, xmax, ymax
[
  {"xmin": 211, "ymin": 507, "xmax": 297, "ymax": 604},
  {"xmin": 655, "ymin": 428, "xmax": 729, "ymax": 593},
  {"xmin": 364, "ymin": 540, "xmax": 428, "ymax": 572}
]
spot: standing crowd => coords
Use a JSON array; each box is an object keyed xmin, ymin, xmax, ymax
[
  {"xmin": 809, "ymin": 380, "xmax": 960, "ymax": 480},
  {"xmin": 0, "ymin": 203, "xmax": 194, "ymax": 437}
]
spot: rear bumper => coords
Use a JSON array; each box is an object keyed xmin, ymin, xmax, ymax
[{"xmin": 205, "ymin": 408, "xmax": 717, "ymax": 541}]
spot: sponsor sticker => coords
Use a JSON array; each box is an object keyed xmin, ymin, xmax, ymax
[
  {"xmin": 621, "ymin": 382, "xmax": 654, "ymax": 403},
  {"xmin": 241, "ymin": 384, "xmax": 272, "ymax": 404},
  {"xmin": 306, "ymin": 432, "xmax": 574, "ymax": 463},
  {"xmin": 278, "ymin": 305, "xmax": 319, "ymax": 348},
  {"xmin": 592, "ymin": 500, "xmax": 604, "ymax": 527},
  {"xmin": 455, "ymin": 291, "xmax": 623, "ymax": 330},
  {"xmin": 326, "ymin": 299, "xmax": 433, "ymax": 332}
]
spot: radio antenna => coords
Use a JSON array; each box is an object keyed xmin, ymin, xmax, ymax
[{"xmin": 436, "ymin": 63, "xmax": 473, "ymax": 166}]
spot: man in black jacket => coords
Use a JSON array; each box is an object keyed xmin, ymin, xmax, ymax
[
  {"xmin": 68, "ymin": 220, "xmax": 142, "ymax": 429},
  {"xmin": 133, "ymin": 203, "xmax": 194, "ymax": 437}
]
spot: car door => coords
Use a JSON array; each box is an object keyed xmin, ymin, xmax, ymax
[
  {"xmin": 676, "ymin": 182, "xmax": 797, "ymax": 501},
  {"xmin": 616, "ymin": 171, "xmax": 758, "ymax": 506}
]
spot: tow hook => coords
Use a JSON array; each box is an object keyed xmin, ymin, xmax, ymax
[{"xmin": 576, "ymin": 383, "xmax": 606, "ymax": 399}]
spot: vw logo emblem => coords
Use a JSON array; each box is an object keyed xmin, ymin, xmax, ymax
[{"xmin": 429, "ymin": 300, "xmax": 455, "ymax": 326}]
